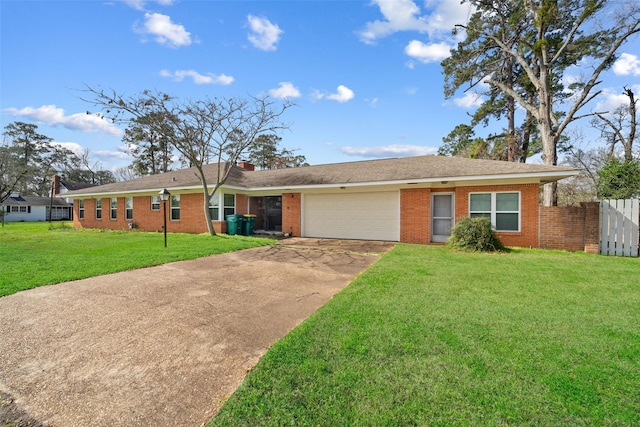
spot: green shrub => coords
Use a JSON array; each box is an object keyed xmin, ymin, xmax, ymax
[{"xmin": 448, "ymin": 216, "xmax": 504, "ymax": 251}]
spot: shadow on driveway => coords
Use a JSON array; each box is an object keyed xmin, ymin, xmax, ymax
[{"xmin": 0, "ymin": 238, "xmax": 394, "ymax": 426}]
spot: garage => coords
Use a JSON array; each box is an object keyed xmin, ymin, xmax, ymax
[{"xmin": 303, "ymin": 191, "xmax": 400, "ymax": 241}]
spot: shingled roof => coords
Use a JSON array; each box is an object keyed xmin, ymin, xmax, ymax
[
  {"xmin": 5, "ymin": 195, "xmax": 72, "ymax": 207},
  {"xmin": 63, "ymin": 155, "xmax": 579, "ymax": 197}
]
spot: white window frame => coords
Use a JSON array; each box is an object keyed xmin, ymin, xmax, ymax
[
  {"xmin": 469, "ymin": 191, "xmax": 521, "ymax": 232},
  {"xmin": 208, "ymin": 192, "xmax": 235, "ymax": 221},
  {"xmin": 170, "ymin": 195, "xmax": 180, "ymax": 221},
  {"xmin": 78, "ymin": 199, "xmax": 85, "ymax": 220},
  {"xmin": 110, "ymin": 197, "xmax": 118, "ymax": 220},
  {"xmin": 151, "ymin": 195, "xmax": 160, "ymax": 211},
  {"xmin": 125, "ymin": 197, "xmax": 133, "ymax": 221},
  {"xmin": 96, "ymin": 198, "xmax": 102, "ymax": 220}
]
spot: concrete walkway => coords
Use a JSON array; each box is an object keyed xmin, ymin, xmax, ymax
[{"xmin": 0, "ymin": 239, "xmax": 394, "ymax": 427}]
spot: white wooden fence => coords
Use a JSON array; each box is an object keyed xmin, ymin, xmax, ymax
[{"xmin": 599, "ymin": 199, "xmax": 640, "ymax": 257}]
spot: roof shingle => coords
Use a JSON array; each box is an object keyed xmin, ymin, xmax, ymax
[{"xmin": 63, "ymin": 155, "xmax": 579, "ymax": 197}]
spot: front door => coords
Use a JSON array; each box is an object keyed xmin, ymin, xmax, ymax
[{"xmin": 431, "ymin": 193, "xmax": 454, "ymax": 243}]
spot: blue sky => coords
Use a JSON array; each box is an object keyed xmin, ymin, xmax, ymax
[{"xmin": 2, "ymin": 0, "xmax": 639, "ymax": 172}]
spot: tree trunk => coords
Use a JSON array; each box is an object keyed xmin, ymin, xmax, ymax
[
  {"xmin": 538, "ymin": 59, "xmax": 558, "ymax": 206},
  {"xmin": 625, "ymin": 87, "xmax": 636, "ymax": 162},
  {"xmin": 541, "ymin": 120, "xmax": 558, "ymax": 206},
  {"xmin": 197, "ymin": 168, "xmax": 216, "ymax": 236}
]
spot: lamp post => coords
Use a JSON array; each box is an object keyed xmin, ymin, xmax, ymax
[{"xmin": 159, "ymin": 188, "xmax": 171, "ymax": 248}]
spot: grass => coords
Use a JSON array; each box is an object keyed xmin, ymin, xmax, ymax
[
  {"xmin": 0, "ymin": 221, "xmax": 273, "ymax": 297},
  {"xmin": 210, "ymin": 245, "xmax": 640, "ymax": 426}
]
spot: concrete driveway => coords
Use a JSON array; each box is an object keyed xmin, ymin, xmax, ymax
[{"xmin": 0, "ymin": 238, "xmax": 394, "ymax": 427}]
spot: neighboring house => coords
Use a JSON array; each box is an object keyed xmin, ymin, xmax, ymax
[
  {"xmin": 1, "ymin": 176, "xmax": 96, "ymax": 223},
  {"xmin": 3, "ymin": 194, "xmax": 72, "ymax": 222},
  {"xmin": 62, "ymin": 155, "xmax": 579, "ymax": 247}
]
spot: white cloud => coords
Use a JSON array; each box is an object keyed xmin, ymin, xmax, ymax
[
  {"xmin": 4, "ymin": 105, "xmax": 122, "ymax": 136},
  {"xmin": 423, "ymin": 0, "xmax": 474, "ymax": 36},
  {"xmin": 453, "ymin": 91, "xmax": 483, "ymax": 108},
  {"xmin": 326, "ymin": 85, "xmax": 355, "ymax": 103},
  {"xmin": 358, "ymin": 0, "xmax": 472, "ymax": 44},
  {"xmin": 247, "ymin": 15, "xmax": 282, "ymax": 51},
  {"xmin": 340, "ymin": 144, "xmax": 437, "ymax": 158},
  {"xmin": 405, "ymin": 40, "xmax": 451, "ymax": 63},
  {"xmin": 358, "ymin": 0, "xmax": 428, "ymax": 44},
  {"xmin": 160, "ymin": 69, "xmax": 234, "ymax": 85},
  {"xmin": 139, "ymin": 12, "xmax": 191, "ymax": 48},
  {"xmin": 613, "ymin": 53, "xmax": 640, "ymax": 76},
  {"xmin": 312, "ymin": 86, "xmax": 355, "ymax": 103},
  {"xmin": 122, "ymin": 0, "xmax": 174, "ymax": 10},
  {"xmin": 53, "ymin": 141, "xmax": 85, "ymax": 155},
  {"xmin": 595, "ymin": 85, "xmax": 640, "ymax": 113},
  {"xmin": 268, "ymin": 82, "xmax": 301, "ymax": 99},
  {"xmin": 95, "ymin": 148, "xmax": 131, "ymax": 160},
  {"xmin": 366, "ymin": 97, "xmax": 379, "ymax": 107}
]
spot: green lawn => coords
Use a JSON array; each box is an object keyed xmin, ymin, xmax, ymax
[
  {"xmin": 0, "ymin": 221, "xmax": 273, "ymax": 297},
  {"xmin": 210, "ymin": 245, "xmax": 640, "ymax": 426}
]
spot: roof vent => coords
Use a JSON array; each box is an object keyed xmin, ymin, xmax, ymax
[{"xmin": 172, "ymin": 177, "xmax": 177, "ymax": 182}]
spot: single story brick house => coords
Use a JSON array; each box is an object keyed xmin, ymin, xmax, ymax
[{"xmin": 62, "ymin": 155, "xmax": 578, "ymax": 247}]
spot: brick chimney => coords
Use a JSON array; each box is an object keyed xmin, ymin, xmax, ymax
[
  {"xmin": 52, "ymin": 175, "xmax": 61, "ymax": 195},
  {"xmin": 237, "ymin": 161, "xmax": 255, "ymax": 171}
]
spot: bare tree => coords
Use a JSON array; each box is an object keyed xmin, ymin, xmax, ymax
[
  {"xmin": 593, "ymin": 87, "xmax": 638, "ymax": 161},
  {"xmin": 82, "ymin": 87, "xmax": 293, "ymax": 235},
  {"xmin": 113, "ymin": 165, "xmax": 140, "ymax": 182}
]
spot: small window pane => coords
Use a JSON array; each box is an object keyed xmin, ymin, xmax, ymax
[
  {"xmin": 125, "ymin": 197, "xmax": 133, "ymax": 220},
  {"xmin": 470, "ymin": 212, "xmax": 491, "ymax": 219},
  {"xmin": 110, "ymin": 198, "xmax": 117, "ymax": 220},
  {"xmin": 496, "ymin": 193, "xmax": 519, "ymax": 211},
  {"xmin": 496, "ymin": 213, "xmax": 518, "ymax": 231},
  {"xmin": 470, "ymin": 194, "xmax": 491, "ymax": 211},
  {"xmin": 209, "ymin": 208, "xmax": 219, "ymax": 221},
  {"xmin": 151, "ymin": 195, "xmax": 160, "ymax": 211},
  {"xmin": 223, "ymin": 194, "xmax": 235, "ymax": 206},
  {"xmin": 171, "ymin": 195, "xmax": 180, "ymax": 220}
]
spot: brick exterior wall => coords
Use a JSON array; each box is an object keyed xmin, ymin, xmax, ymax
[
  {"xmin": 400, "ymin": 188, "xmax": 432, "ymax": 244},
  {"xmin": 73, "ymin": 184, "xmax": 596, "ymax": 252},
  {"xmin": 282, "ymin": 193, "xmax": 301, "ymax": 237},
  {"xmin": 539, "ymin": 202, "xmax": 600, "ymax": 253},
  {"xmin": 73, "ymin": 193, "xmax": 230, "ymax": 234},
  {"xmin": 399, "ymin": 184, "xmax": 540, "ymax": 248},
  {"xmin": 454, "ymin": 184, "xmax": 540, "ymax": 248}
]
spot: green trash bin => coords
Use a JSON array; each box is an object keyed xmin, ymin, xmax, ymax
[
  {"xmin": 226, "ymin": 214, "xmax": 239, "ymax": 235},
  {"xmin": 235, "ymin": 214, "xmax": 246, "ymax": 235},
  {"xmin": 243, "ymin": 214, "xmax": 256, "ymax": 236}
]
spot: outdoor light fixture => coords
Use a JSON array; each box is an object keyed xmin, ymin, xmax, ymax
[{"xmin": 159, "ymin": 188, "xmax": 171, "ymax": 248}]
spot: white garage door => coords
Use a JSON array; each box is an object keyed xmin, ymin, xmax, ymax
[{"xmin": 303, "ymin": 192, "xmax": 400, "ymax": 241}]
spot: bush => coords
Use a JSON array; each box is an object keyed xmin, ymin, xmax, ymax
[{"xmin": 448, "ymin": 216, "xmax": 504, "ymax": 252}]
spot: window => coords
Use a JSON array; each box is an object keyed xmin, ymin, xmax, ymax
[
  {"xmin": 125, "ymin": 197, "xmax": 133, "ymax": 220},
  {"xmin": 110, "ymin": 197, "xmax": 117, "ymax": 220},
  {"xmin": 78, "ymin": 199, "xmax": 85, "ymax": 220},
  {"xmin": 170, "ymin": 195, "xmax": 180, "ymax": 220},
  {"xmin": 469, "ymin": 192, "xmax": 520, "ymax": 231},
  {"xmin": 96, "ymin": 198, "xmax": 102, "ymax": 219},
  {"xmin": 151, "ymin": 195, "xmax": 160, "ymax": 211},
  {"xmin": 209, "ymin": 193, "xmax": 235, "ymax": 221}
]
